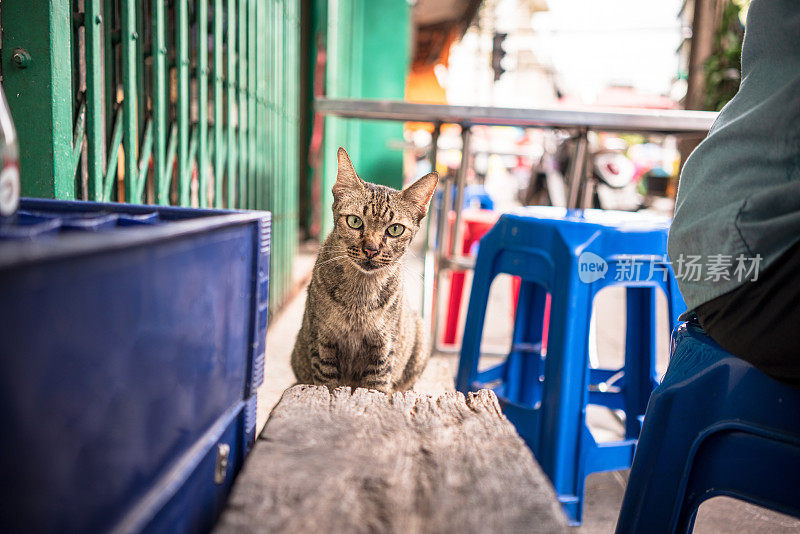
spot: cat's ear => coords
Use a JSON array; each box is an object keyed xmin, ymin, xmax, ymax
[
  {"xmin": 333, "ymin": 147, "xmax": 364, "ymax": 200},
  {"xmin": 401, "ymin": 171, "xmax": 439, "ymax": 220}
]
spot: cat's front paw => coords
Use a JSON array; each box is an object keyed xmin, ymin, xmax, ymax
[{"xmin": 358, "ymin": 376, "xmax": 392, "ymax": 394}]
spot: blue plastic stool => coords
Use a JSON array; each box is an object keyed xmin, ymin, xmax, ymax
[
  {"xmin": 434, "ymin": 183, "xmax": 495, "ymax": 211},
  {"xmin": 456, "ymin": 206, "xmax": 686, "ymax": 525},
  {"xmin": 616, "ymin": 321, "xmax": 800, "ymax": 533},
  {"xmin": 433, "ymin": 185, "xmax": 495, "ymax": 251}
]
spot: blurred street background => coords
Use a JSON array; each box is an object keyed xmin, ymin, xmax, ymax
[{"xmin": 6, "ymin": 0, "xmax": 796, "ymax": 531}]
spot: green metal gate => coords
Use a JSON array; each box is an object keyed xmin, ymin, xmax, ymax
[{"xmin": 1, "ymin": 0, "xmax": 300, "ymax": 313}]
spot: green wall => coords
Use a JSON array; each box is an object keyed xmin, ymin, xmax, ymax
[
  {"xmin": 355, "ymin": 0, "xmax": 410, "ymax": 185},
  {"xmin": 320, "ymin": 0, "xmax": 411, "ymax": 239}
]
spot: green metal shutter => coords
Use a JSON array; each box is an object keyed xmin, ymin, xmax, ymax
[{"xmin": 1, "ymin": 0, "xmax": 301, "ymax": 314}]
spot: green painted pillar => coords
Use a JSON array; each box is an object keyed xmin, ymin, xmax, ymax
[
  {"xmin": 1, "ymin": 0, "xmax": 74, "ymax": 199},
  {"xmin": 320, "ymin": 0, "xmax": 411, "ymax": 239},
  {"xmin": 354, "ymin": 0, "xmax": 410, "ymax": 188}
]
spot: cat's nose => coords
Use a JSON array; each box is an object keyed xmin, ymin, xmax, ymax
[{"xmin": 362, "ymin": 244, "xmax": 380, "ymax": 258}]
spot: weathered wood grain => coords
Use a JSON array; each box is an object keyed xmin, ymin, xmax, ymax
[{"xmin": 215, "ymin": 385, "xmax": 568, "ymax": 534}]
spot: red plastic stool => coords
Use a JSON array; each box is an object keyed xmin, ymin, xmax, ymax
[
  {"xmin": 442, "ymin": 209, "xmax": 552, "ymax": 348},
  {"xmin": 443, "ymin": 209, "xmax": 497, "ymax": 345}
]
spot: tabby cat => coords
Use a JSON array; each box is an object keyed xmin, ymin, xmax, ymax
[{"xmin": 291, "ymin": 147, "xmax": 438, "ymax": 393}]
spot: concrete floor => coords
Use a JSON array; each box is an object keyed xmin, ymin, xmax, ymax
[{"xmin": 256, "ymin": 242, "xmax": 800, "ymax": 533}]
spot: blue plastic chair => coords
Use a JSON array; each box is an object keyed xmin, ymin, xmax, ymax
[
  {"xmin": 456, "ymin": 206, "xmax": 686, "ymax": 525},
  {"xmin": 616, "ymin": 321, "xmax": 800, "ymax": 533}
]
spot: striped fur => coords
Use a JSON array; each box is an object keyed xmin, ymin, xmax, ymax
[{"xmin": 291, "ymin": 148, "xmax": 438, "ymax": 393}]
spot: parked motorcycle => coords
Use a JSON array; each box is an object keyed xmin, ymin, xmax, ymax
[{"xmin": 522, "ymin": 132, "xmax": 645, "ymax": 211}]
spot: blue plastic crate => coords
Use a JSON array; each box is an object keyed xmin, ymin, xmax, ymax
[{"xmin": 0, "ymin": 198, "xmax": 270, "ymax": 533}]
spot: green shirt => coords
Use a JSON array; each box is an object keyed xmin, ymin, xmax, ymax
[{"xmin": 668, "ymin": 0, "xmax": 800, "ymax": 313}]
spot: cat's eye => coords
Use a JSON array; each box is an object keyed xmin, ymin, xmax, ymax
[
  {"xmin": 345, "ymin": 215, "xmax": 363, "ymax": 229},
  {"xmin": 386, "ymin": 223, "xmax": 405, "ymax": 237}
]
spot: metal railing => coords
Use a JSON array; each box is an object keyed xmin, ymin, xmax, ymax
[{"xmin": 1, "ymin": 0, "xmax": 300, "ymax": 313}]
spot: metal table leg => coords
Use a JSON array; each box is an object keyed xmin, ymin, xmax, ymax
[
  {"xmin": 431, "ymin": 125, "xmax": 471, "ymax": 352},
  {"xmin": 451, "ymin": 126, "xmax": 472, "ymax": 259},
  {"xmin": 566, "ymin": 128, "xmax": 589, "ymax": 210},
  {"xmin": 421, "ymin": 122, "xmax": 441, "ymax": 328},
  {"xmin": 580, "ymin": 173, "xmax": 596, "ymax": 210},
  {"xmin": 430, "ymin": 178, "xmax": 451, "ymax": 350}
]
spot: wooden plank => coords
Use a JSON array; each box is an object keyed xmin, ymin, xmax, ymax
[{"xmin": 215, "ymin": 386, "xmax": 568, "ymax": 534}]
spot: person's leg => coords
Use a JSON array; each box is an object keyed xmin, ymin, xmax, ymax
[{"xmin": 695, "ymin": 239, "xmax": 800, "ymax": 386}]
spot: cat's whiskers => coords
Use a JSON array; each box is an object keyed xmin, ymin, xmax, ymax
[
  {"xmin": 399, "ymin": 261, "xmax": 424, "ymax": 282},
  {"xmin": 315, "ymin": 255, "xmax": 348, "ymax": 268}
]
